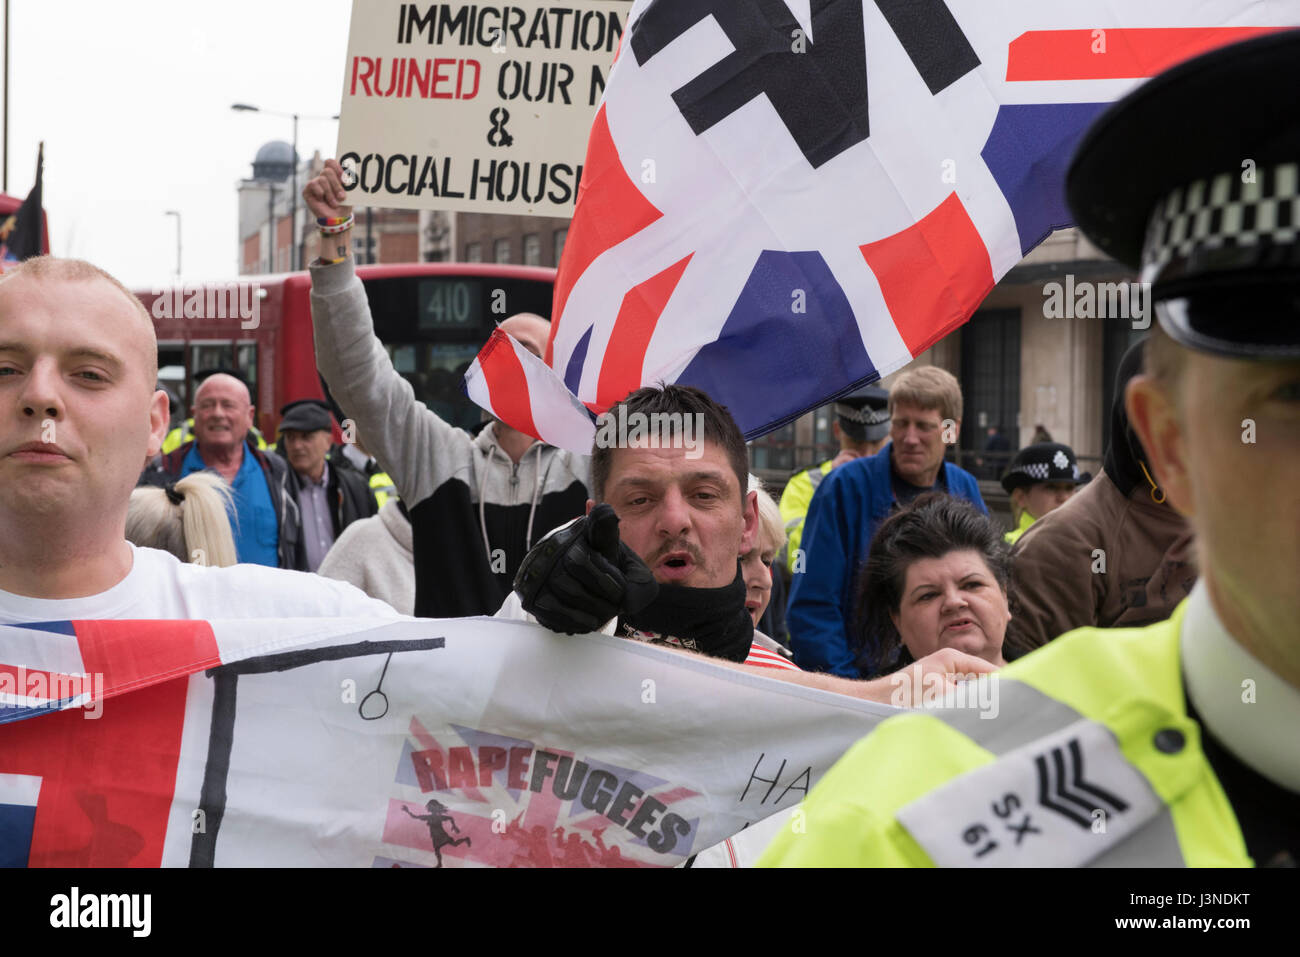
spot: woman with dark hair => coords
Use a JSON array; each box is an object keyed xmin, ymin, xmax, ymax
[{"xmin": 853, "ymin": 493, "xmax": 1011, "ymax": 677}]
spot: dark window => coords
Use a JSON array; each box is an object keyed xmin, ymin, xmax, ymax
[
  {"xmin": 748, "ymin": 423, "xmax": 796, "ymax": 473},
  {"xmin": 353, "ymin": 233, "xmax": 377, "ymax": 265},
  {"xmin": 959, "ymin": 308, "xmax": 1021, "ymax": 478},
  {"xmin": 359, "ymin": 274, "xmax": 554, "ymax": 432}
]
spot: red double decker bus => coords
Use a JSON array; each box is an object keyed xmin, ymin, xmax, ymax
[{"xmin": 136, "ymin": 262, "xmax": 556, "ymax": 439}]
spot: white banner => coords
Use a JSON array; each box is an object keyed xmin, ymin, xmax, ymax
[{"xmin": 3, "ymin": 615, "xmax": 896, "ymax": 867}]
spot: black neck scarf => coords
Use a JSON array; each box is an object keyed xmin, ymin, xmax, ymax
[{"xmin": 621, "ymin": 564, "xmax": 754, "ymax": 663}]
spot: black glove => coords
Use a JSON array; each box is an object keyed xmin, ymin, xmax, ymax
[{"xmin": 513, "ymin": 504, "xmax": 659, "ymax": 634}]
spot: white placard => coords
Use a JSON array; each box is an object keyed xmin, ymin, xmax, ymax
[{"xmin": 337, "ymin": 0, "xmax": 628, "ymax": 215}]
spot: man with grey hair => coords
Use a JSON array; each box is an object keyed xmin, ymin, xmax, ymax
[{"xmin": 146, "ymin": 370, "xmax": 304, "ymax": 570}]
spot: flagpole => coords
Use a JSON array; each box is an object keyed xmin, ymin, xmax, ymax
[{"xmin": 3, "ymin": 0, "xmax": 9, "ymax": 193}]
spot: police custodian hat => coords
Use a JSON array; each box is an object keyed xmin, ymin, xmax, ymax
[
  {"xmin": 833, "ymin": 384, "xmax": 891, "ymax": 442},
  {"xmin": 278, "ymin": 398, "xmax": 334, "ymax": 433},
  {"xmin": 1066, "ymin": 29, "xmax": 1300, "ymax": 360},
  {"xmin": 1000, "ymin": 442, "xmax": 1084, "ymax": 494}
]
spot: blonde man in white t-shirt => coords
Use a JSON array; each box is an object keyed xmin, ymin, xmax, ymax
[{"xmin": 0, "ymin": 256, "xmax": 398, "ymax": 623}]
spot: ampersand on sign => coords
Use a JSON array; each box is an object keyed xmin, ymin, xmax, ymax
[{"xmin": 487, "ymin": 108, "xmax": 514, "ymax": 147}]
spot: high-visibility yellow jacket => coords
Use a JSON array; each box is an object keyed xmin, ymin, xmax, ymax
[
  {"xmin": 778, "ymin": 460, "xmax": 833, "ymax": 567},
  {"xmin": 759, "ymin": 599, "xmax": 1253, "ymax": 867},
  {"xmin": 369, "ymin": 470, "xmax": 398, "ymax": 510},
  {"xmin": 1004, "ymin": 509, "xmax": 1035, "ymax": 545},
  {"xmin": 162, "ymin": 419, "xmax": 268, "ymax": 455}
]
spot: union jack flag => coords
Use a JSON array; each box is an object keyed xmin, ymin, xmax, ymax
[
  {"xmin": 465, "ymin": 1, "xmax": 1296, "ymax": 451},
  {"xmin": 382, "ymin": 721, "xmax": 703, "ymax": 867}
]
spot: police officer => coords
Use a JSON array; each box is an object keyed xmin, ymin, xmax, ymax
[
  {"xmin": 761, "ymin": 29, "xmax": 1300, "ymax": 867},
  {"xmin": 778, "ymin": 384, "xmax": 890, "ymax": 566},
  {"xmin": 999, "ymin": 441, "xmax": 1085, "ymax": 544}
]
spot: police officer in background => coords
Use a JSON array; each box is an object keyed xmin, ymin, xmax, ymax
[
  {"xmin": 762, "ymin": 29, "xmax": 1300, "ymax": 867},
  {"xmin": 778, "ymin": 385, "xmax": 890, "ymax": 568},
  {"xmin": 999, "ymin": 441, "xmax": 1085, "ymax": 544}
]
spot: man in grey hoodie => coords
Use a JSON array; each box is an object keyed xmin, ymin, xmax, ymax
[{"xmin": 304, "ymin": 159, "xmax": 590, "ymax": 618}]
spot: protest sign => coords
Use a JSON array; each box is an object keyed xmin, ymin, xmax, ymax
[{"xmin": 337, "ymin": 0, "xmax": 627, "ymax": 216}]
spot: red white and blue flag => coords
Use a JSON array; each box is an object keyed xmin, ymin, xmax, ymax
[
  {"xmin": 465, "ymin": 1, "xmax": 1297, "ymax": 451},
  {"xmin": 0, "ymin": 616, "xmax": 894, "ymax": 867}
]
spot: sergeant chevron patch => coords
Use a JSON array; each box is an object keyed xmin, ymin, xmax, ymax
[{"xmin": 895, "ymin": 718, "xmax": 1163, "ymax": 867}]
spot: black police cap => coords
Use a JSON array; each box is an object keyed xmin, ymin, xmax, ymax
[
  {"xmin": 1001, "ymin": 442, "xmax": 1084, "ymax": 494},
  {"xmin": 833, "ymin": 384, "xmax": 890, "ymax": 441},
  {"xmin": 1066, "ymin": 29, "xmax": 1300, "ymax": 360}
]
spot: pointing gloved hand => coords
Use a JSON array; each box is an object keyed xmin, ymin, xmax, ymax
[{"xmin": 513, "ymin": 503, "xmax": 659, "ymax": 634}]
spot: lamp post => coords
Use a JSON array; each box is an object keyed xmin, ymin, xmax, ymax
[
  {"xmin": 3, "ymin": 0, "xmax": 9, "ymax": 192},
  {"xmin": 232, "ymin": 104, "xmax": 338, "ymax": 271},
  {"xmin": 164, "ymin": 210, "xmax": 181, "ymax": 279}
]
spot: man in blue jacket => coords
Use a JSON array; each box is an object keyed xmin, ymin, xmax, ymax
[{"xmin": 787, "ymin": 366, "xmax": 986, "ymax": 676}]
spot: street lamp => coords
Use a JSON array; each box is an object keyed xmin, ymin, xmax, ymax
[
  {"xmin": 164, "ymin": 210, "xmax": 181, "ymax": 279},
  {"xmin": 232, "ymin": 103, "xmax": 339, "ymax": 271}
]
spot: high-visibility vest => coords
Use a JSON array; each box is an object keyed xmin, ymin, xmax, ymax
[
  {"xmin": 162, "ymin": 419, "xmax": 267, "ymax": 455},
  {"xmin": 1004, "ymin": 509, "xmax": 1035, "ymax": 545},
  {"xmin": 778, "ymin": 460, "xmax": 834, "ymax": 567},
  {"xmin": 759, "ymin": 599, "xmax": 1252, "ymax": 867},
  {"xmin": 369, "ymin": 471, "xmax": 398, "ymax": 510}
]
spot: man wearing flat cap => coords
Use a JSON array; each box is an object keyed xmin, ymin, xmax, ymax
[
  {"xmin": 779, "ymin": 384, "xmax": 891, "ymax": 568},
  {"xmin": 999, "ymin": 441, "xmax": 1085, "ymax": 545},
  {"xmin": 764, "ymin": 29, "xmax": 1300, "ymax": 867},
  {"xmin": 278, "ymin": 398, "xmax": 377, "ymax": 573}
]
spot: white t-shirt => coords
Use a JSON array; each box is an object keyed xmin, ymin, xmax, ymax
[{"xmin": 0, "ymin": 543, "xmax": 405, "ymax": 623}]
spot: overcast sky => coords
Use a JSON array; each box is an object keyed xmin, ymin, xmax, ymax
[{"xmin": 7, "ymin": 0, "xmax": 356, "ymax": 289}]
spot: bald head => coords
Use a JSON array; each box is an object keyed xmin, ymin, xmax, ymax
[
  {"xmin": 192, "ymin": 373, "xmax": 253, "ymax": 453},
  {"xmin": 0, "ymin": 257, "xmax": 170, "ymax": 567},
  {"xmin": 194, "ymin": 373, "xmax": 252, "ymax": 406},
  {"xmin": 0, "ymin": 256, "xmax": 157, "ymax": 388},
  {"xmin": 498, "ymin": 313, "xmax": 550, "ymax": 360}
]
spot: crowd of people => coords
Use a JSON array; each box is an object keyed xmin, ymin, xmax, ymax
[{"xmin": 0, "ymin": 31, "xmax": 1293, "ymax": 868}]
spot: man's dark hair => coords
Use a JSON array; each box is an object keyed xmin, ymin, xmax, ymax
[
  {"xmin": 853, "ymin": 493, "xmax": 1013, "ymax": 676},
  {"xmin": 590, "ymin": 384, "xmax": 749, "ymax": 505}
]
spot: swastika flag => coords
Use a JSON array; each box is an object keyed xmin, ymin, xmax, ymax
[{"xmin": 464, "ymin": 1, "xmax": 1296, "ymax": 450}]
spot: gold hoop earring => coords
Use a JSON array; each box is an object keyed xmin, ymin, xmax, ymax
[{"xmin": 1139, "ymin": 461, "xmax": 1166, "ymax": 504}]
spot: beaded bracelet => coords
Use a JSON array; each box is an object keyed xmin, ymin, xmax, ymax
[
  {"xmin": 318, "ymin": 215, "xmax": 354, "ymax": 235},
  {"xmin": 314, "ymin": 254, "xmax": 348, "ymax": 267}
]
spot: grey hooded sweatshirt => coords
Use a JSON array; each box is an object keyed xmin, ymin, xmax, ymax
[{"xmin": 310, "ymin": 258, "xmax": 590, "ymax": 618}]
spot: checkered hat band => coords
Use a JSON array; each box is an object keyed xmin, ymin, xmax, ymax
[
  {"xmin": 1016, "ymin": 462, "xmax": 1051, "ymax": 481},
  {"xmin": 835, "ymin": 403, "xmax": 890, "ymax": 425},
  {"xmin": 1008, "ymin": 461, "xmax": 1080, "ymax": 483},
  {"xmin": 1142, "ymin": 161, "xmax": 1300, "ymax": 270}
]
